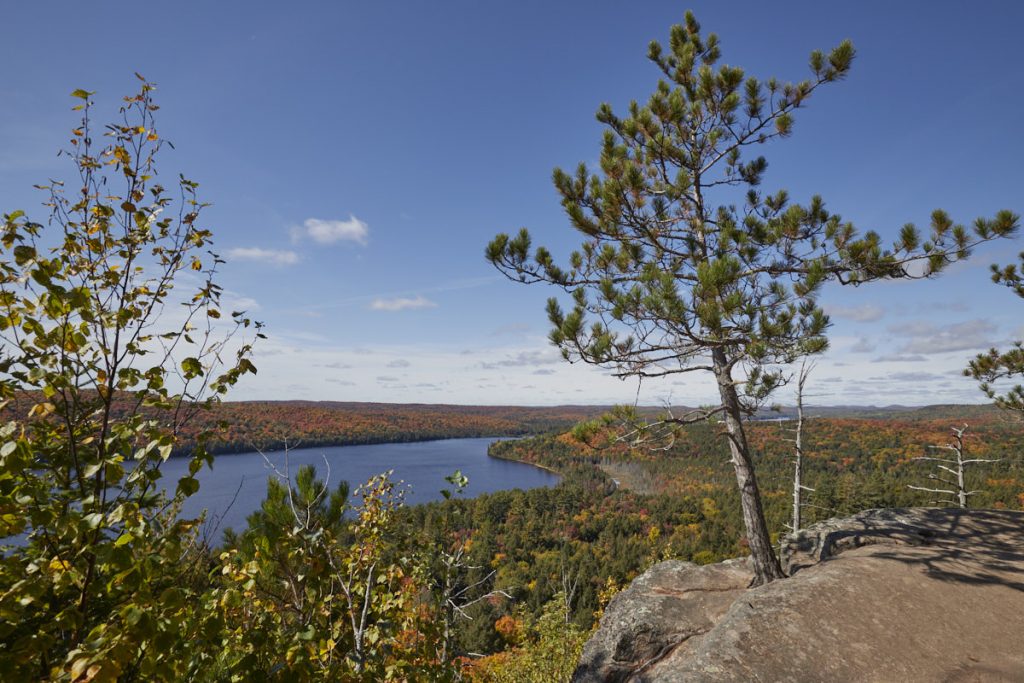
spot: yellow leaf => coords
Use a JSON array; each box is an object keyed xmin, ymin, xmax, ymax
[
  {"xmin": 49, "ymin": 557, "xmax": 71, "ymax": 573},
  {"xmin": 29, "ymin": 402, "xmax": 55, "ymax": 418},
  {"xmin": 70, "ymin": 657, "xmax": 90, "ymax": 680}
]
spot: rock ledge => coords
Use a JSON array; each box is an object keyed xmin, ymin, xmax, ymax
[{"xmin": 573, "ymin": 508, "xmax": 1024, "ymax": 683}]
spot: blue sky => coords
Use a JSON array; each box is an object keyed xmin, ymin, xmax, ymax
[{"xmin": 3, "ymin": 1, "xmax": 1023, "ymax": 406}]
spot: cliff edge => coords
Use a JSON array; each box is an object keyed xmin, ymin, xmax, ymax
[{"xmin": 573, "ymin": 508, "xmax": 1024, "ymax": 682}]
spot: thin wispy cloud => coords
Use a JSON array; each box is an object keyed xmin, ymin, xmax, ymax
[
  {"xmin": 292, "ymin": 216, "xmax": 369, "ymax": 246},
  {"xmin": 295, "ymin": 276, "xmax": 501, "ymax": 314},
  {"xmin": 825, "ymin": 304, "xmax": 885, "ymax": 322},
  {"xmin": 872, "ymin": 354, "xmax": 927, "ymax": 363},
  {"xmin": 481, "ymin": 350, "xmax": 562, "ymax": 369},
  {"xmin": 227, "ymin": 247, "xmax": 300, "ymax": 266},
  {"xmin": 887, "ymin": 371, "xmax": 945, "ymax": 383},
  {"xmin": 891, "ymin": 319, "xmax": 999, "ymax": 354},
  {"xmin": 850, "ymin": 337, "xmax": 875, "ymax": 353},
  {"xmin": 228, "ymin": 294, "xmax": 261, "ymax": 311},
  {"xmin": 370, "ymin": 295, "xmax": 437, "ymax": 311}
]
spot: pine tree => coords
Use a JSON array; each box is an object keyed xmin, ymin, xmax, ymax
[
  {"xmin": 486, "ymin": 11, "xmax": 1018, "ymax": 585},
  {"xmin": 966, "ymin": 253, "xmax": 1024, "ymax": 413}
]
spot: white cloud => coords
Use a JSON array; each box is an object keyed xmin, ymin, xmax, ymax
[
  {"xmin": 216, "ymin": 320, "xmax": 995, "ymax": 408},
  {"xmin": 872, "ymin": 354, "xmax": 926, "ymax": 363},
  {"xmin": 227, "ymin": 338, "xmax": 690, "ymax": 406},
  {"xmin": 317, "ymin": 361, "xmax": 352, "ymax": 369},
  {"xmin": 480, "ymin": 349, "xmax": 562, "ymax": 369},
  {"xmin": 227, "ymin": 247, "xmax": 299, "ymax": 266},
  {"xmin": 850, "ymin": 337, "xmax": 875, "ymax": 353},
  {"xmin": 890, "ymin": 319, "xmax": 999, "ymax": 354},
  {"xmin": 889, "ymin": 320, "xmax": 937, "ymax": 336},
  {"xmin": 886, "ymin": 371, "xmax": 945, "ymax": 383},
  {"xmin": 825, "ymin": 304, "xmax": 885, "ymax": 322},
  {"xmin": 293, "ymin": 216, "xmax": 369, "ymax": 246},
  {"xmin": 370, "ymin": 295, "xmax": 437, "ymax": 311},
  {"xmin": 227, "ymin": 295, "xmax": 261, "ymax": 311}
]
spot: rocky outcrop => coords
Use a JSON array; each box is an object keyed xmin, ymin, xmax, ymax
[
  {"xmin": 572, "ymin": 557, "xmax": 754, "ymax": 682},
  {"xmin": 574, "ymin": 508, "xmax": 1024, "ymax": 682}
]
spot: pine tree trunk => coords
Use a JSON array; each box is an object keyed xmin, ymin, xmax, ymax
[{"xmin": 712, "ymin": 348, "xmax": 786, "ymax": 586}]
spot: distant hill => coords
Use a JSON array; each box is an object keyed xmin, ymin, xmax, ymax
[
  {"xmin": 185, "ymin": 401, "xmax": 613, "ymax": 454},
  {"xmin": 752, "ymin": 403, "xmax": 1006, "ymax": 421},
  {"xmin": 3, "ymin": 394, "xmax": 1008, "ymax": 455},
  {"xmin": 624, "ymin": 402, "xmax": 1005, "ymax": 422},
  {"xmin": 194, "ymin": 401, "xmax": 1006, "ymax": 453}
]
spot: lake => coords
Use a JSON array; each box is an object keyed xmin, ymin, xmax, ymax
[{"xmin": 159, "ymin": 437, "xmax": 558, "ymax": 538}]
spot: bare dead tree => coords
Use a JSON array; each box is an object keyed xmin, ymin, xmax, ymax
[
  {"xmin": 432, "ymin": 471, "xmax": 512, "ymax": 665},
  {"xmin": 559, "ymin": 559, "xmax": 580, "ymax": 625},
  {"xmin": 780, "ymin": 360, "xmax": 816, "ymax": 534},
  {"xmin": 435, "ymin": 540, "xmax": 513, "ymax": 665},
  {"xmin": 908, "ymin": 425, "xmax": 1000, "ymax": 508}
]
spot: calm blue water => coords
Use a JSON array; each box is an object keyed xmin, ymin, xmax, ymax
[{"xmin": 159, "ymin": 438, "xmax": 558, "ymax": 537}]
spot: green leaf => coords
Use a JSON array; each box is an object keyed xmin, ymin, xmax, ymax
[
  {"xmin": 177, "ymin": 476, "xmax": 199, "ymax": 497},
  {"xmin": 12, "ymin": 245, "xmax": 35, "ymax": 265},
  {"xmin": 181, "ymin": 357, "xmax": 202, "ymax": 377}
]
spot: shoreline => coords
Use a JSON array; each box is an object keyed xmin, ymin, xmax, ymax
[
  {"xmin": 486, "ymin": 438, "xmax": 564, "ymax": 478},
  {"xmin": 175, "ymin": 433, "xmax": 536, "ymax": 459}
]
